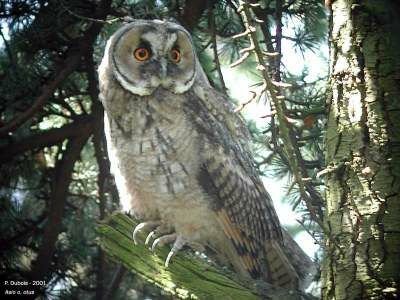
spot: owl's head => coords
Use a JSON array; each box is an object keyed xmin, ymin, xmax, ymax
[{"xmin": 102, "ymin": 20, "xmax": 197, "ymax": 96}]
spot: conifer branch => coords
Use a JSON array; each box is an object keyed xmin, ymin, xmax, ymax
[
  {"xmin": 208, "ymin": 6, "xmax": 227, "ymax": 93},
  {"xmin": 235, "ymin": 0, "xmax": 326, "ymax": 232}
]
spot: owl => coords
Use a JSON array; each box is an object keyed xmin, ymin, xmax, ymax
[{"xmin": 98, "ymin": 20, "xmax": 314, "ymax": 290}]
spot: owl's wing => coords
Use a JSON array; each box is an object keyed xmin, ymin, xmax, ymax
[
  {"xmin": 186, "ymin": 85, "xmax": 312, "ymax": 287},
  {"xmin": 189, "ymin": 85, "xmax": 282, "ymax": 238}
]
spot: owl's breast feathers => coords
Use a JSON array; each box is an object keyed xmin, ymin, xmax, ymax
[{"xmin": 103, "ymin": 88, "xmax": 200, "ymax": 208}]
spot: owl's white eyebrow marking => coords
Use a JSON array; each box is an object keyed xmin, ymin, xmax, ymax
[
  {"xmin": 141, "ymin": 31, "xmax": 163, "ymax": 54},
  {"xmin": 141, "ymin": 31, "xmax": 177, "ymax": 55},
  {"xmin": 164, "ymin": 33, "xmax": 177, "ymax": 52}
]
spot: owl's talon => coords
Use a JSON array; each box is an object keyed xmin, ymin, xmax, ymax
[
  {"xmin": 164, "ymin": 235, "xmax": 187, "ymax": 267},
  {"xmin": 132, "ymin": 221, "xmax": 161, "ymax": 245},
  {"xmin": 165, "ymin": 250, "xmax": 175, "ymax": 268},
  {"xmin": 151, "ymin": 238, "xmax": 160, "ymax": 252},
  {"xmin": 145, "ymin": 231, "xmax": 155, "ymax": 245},
  {"xmin": 151, "ymin": 233, "xmax": 176, "ymax": 252}
]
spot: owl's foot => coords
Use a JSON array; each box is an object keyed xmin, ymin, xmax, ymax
[
  {"xmin": 132, "ymin": 221, "xmax": 161, "ymax": 245},
  {"xmin": 132, "ymin": 222, "xmax": 186, "ymax": 267}
]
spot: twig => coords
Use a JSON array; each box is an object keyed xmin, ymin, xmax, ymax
[
  {"xmin": 296, "ymin": 219, "xmax": 322, "ymax": 247},
  {"xmin": 230, "ymin": 50, "xmax": 251, "ymax": 68},
  {"xmin": 234, "ymin": 83, "xmax": 267, "ymax": 112},
  {"xmin": 0, "ymin": 25, "xmax": 15, "ymax": 68},
  {"xmin": 274, "ymin": 0, "xmax": 284, "ymax": 79},
  {"xmin": 60, "ymin": 0, "xmax": 122, "ymax": 24},
  {"xmin": 316, "ymin": 163, "xmax": 344, "ymax": 179},
  {"xmin": 208, "ymin": 6, "xmax": 227, "ymax": 93}
]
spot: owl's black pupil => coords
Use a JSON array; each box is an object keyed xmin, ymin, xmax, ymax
[{"xmin": 138, "ymin": 49, "xmax": 146, "ymax": 57}]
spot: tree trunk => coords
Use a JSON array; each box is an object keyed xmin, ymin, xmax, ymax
[{"xmin": 322, "ymin": 1, "xmax": 400, "ymax": 299}]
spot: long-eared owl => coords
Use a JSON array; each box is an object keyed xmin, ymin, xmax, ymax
[{"xmin": 98, "ymin": 19, "xmax": 314, "ymax": 290}]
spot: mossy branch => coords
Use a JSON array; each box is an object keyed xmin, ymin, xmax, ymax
[{"xmin": 96, "ymin": 212, "xmax": 262, "ymax": 300}]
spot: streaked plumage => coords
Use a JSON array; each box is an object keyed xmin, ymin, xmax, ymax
[{"xmin": 98, "ymin": 19, "xmax": 314, "ymax": 290}]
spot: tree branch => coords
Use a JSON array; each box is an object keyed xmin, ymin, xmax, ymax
[
  {"xmin": 0, "ymin": 0, "xmax": 112, "ymax": 138},
  {"xmin": 208, "ymin": 5, "xmax": 227, "ymax": 93},
  {"xmin": 0, "ymin": 115, "xmax": 94, "ymax": 164},
  {"xmin": 236, "ymin": 1, "xmax": 326, "ymax": 230},
  {"xmin": 0, "ymin": 52, "xmax": 81, "ymax": 137}
]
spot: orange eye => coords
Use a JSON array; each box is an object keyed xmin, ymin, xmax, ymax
[
  {"xmin": 134, "ymin": 47, "xmax": 150, "ymax": 61},
  {"xmin": 170, "ymin": 49, "xmax": 181, "ymax": 63}
]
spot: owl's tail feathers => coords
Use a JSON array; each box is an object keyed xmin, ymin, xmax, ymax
[{"xmin": 264, "ymin": 230, "xmax": 317, "ymax": 290}]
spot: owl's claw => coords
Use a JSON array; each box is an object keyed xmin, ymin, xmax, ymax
[
  {"xmin": 145, "ymin": 223, "xmax": 172, "ymax": 246},
  {"xmin": 132, "ymin": 221, "xmax": 161, "ymax": 245},
  {"xmin": 165, "ymin": 250, "xmax": 175, "ymax": 268},
  {"xmin": 145, "ymin": 231, "xmax": 156, "ymax": 245},
  {"xmin": 165, "ymin": 235, "xmax": 187, "ymax": 267},
  {"xmin": 151, "ymin": 233, "xmax": 177, "ymax": 252}
]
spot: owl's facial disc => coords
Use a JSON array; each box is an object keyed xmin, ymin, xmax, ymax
[{"xmin": 110, "ymin": 21, "xmax": 196, "ymax": 96}]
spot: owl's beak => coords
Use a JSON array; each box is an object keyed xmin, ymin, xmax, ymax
[{"xmin": 160, "ymin": 58, "xmax": 168, "ymax": 79}]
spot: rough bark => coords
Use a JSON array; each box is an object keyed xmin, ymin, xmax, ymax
[{"xmin": 322, "ymin": 1, "xmax": 400, "ymax": 299}]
